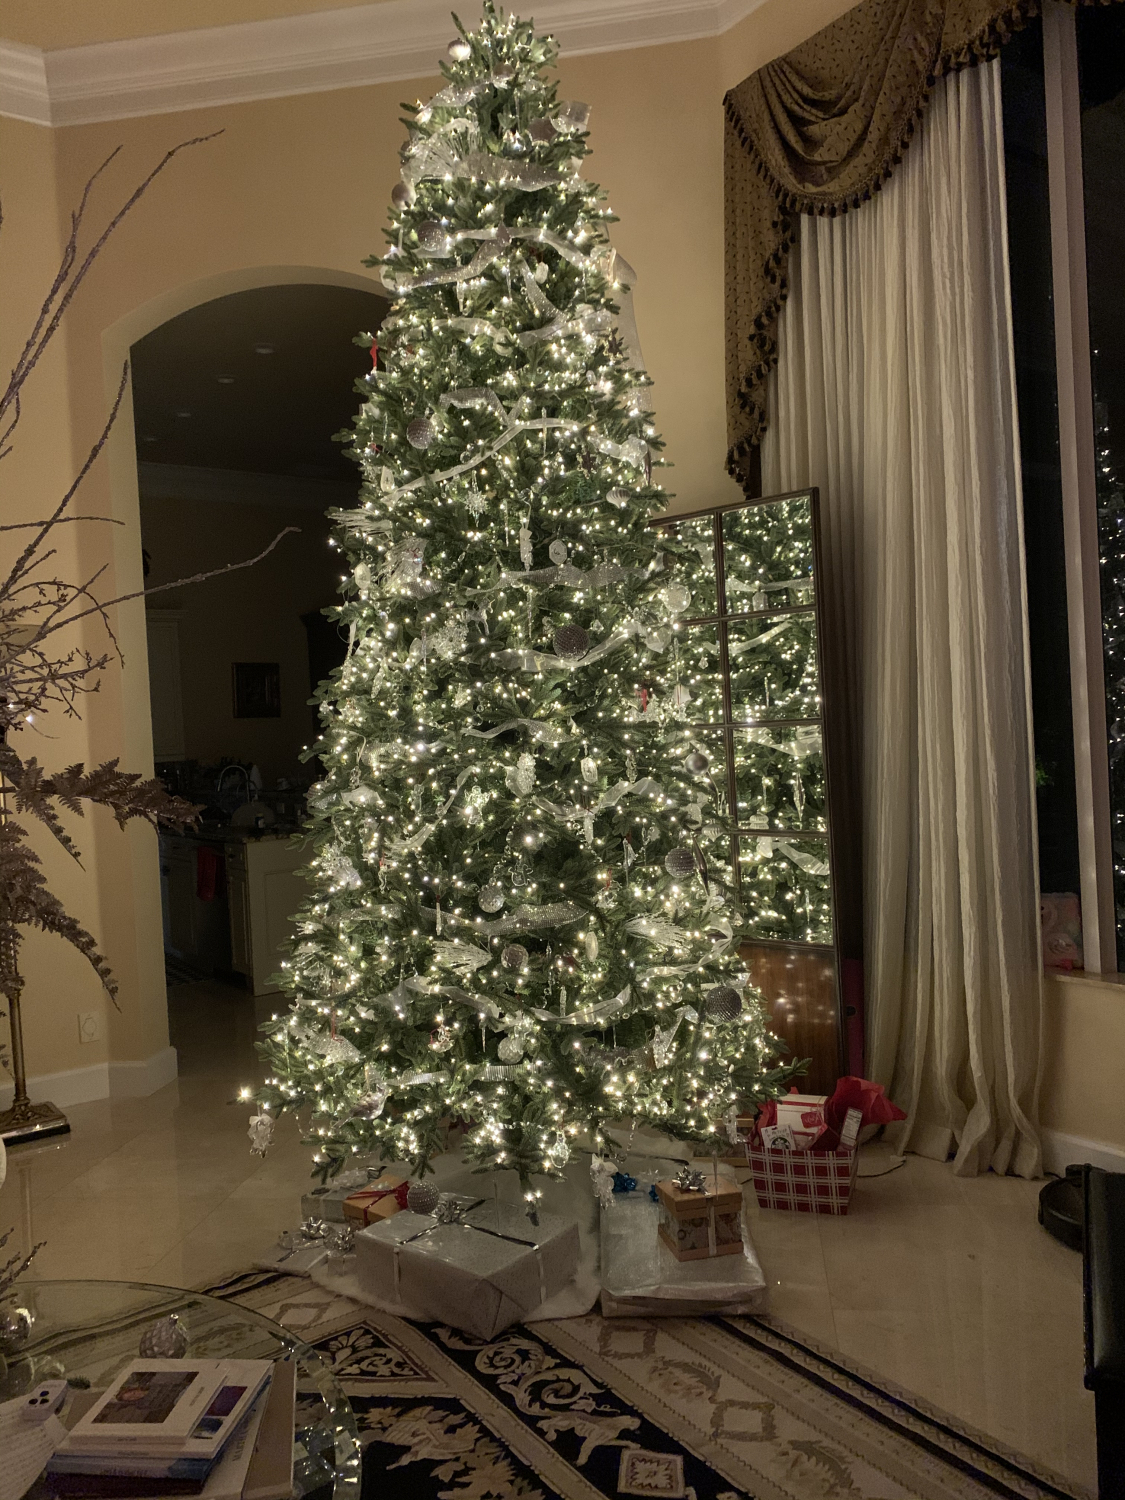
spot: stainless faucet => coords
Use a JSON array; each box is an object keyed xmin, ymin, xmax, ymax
[{"xmin": 217, "ymin": 764, "xmax": 252, "ymax": 806}]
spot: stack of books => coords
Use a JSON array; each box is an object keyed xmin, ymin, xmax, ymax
[{"xmin": 46, "ymin": 1358, "xmax": 296, "ymax": 1500}]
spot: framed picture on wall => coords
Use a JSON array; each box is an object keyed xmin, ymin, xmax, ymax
[{"xmin": 232, "ymin": 661, "xmax": 281, "ymax": 718}]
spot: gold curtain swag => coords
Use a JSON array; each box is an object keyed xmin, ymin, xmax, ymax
[{"xmin": 724, "ymin": 0, "xmax": 1098, "ymax": 486}]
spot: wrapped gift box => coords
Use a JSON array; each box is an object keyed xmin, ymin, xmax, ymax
[
  {"xmin": 355, "ymin": 1202, "xmax": 580, "ymax": 1340},
  {"xmin": 746, "ymin": 1107, "xmax": 862, "ymax": 1215},
  {"xmin": 343, "ymin": 1174, "xmax": 408, "ymax": 1226},
  {"xmin": 599, "ymin": 1159, "xmax": 767, "ymax": 1316},
  {"xmin": 655, "ymin": 1175, "xmax": 744, "ymax": 1261}
]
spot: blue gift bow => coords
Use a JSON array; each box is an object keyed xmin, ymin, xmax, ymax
[{"xmin": 611, "ymin": 1171, "xmax": 637, "ymax": 1194}]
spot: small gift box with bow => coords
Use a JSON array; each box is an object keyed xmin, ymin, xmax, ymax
[
  {"xmin": 654, "ymin": 1170, "xmax": 743, "ymax": 1261},
  {"xmin": 343, "ymin": 1174, "xmax": 409, "ymax": 1226}
]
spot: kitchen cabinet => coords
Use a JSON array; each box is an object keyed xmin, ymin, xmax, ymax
[{"xmin": 225, "ymin": 835, "xmax": 310, "ymax": 995}]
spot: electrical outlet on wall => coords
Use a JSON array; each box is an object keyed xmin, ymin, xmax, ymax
[{"xmin": 77, "ymin": 1012, "xmax": 101, "ymax": 1045}]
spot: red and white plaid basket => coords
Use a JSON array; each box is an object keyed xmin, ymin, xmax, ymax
[{"xmin": 745, "ymin": 1106, "xmax": 862, "ymax": 1215}]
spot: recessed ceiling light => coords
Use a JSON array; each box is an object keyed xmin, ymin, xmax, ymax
[
  {"xmin": 216, "ymin": 374, "xmax": 235, "ymax": 385},
  {"xmin": 254, "ymin": 343, "xmax": 275, "ymax": 355}
]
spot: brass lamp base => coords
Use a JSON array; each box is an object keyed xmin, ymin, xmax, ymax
[{"xmin": 0, "ymin": 1096, "xmax": 70, "ymax": 1146}]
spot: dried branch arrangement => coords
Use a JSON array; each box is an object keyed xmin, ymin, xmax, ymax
[{"xmin": 0, "ymin": 135, "xmax": 298, "ymax": 1011}]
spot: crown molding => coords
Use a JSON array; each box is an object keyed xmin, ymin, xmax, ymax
[
  {"xmin": 0, "ymin": 0, "xmax": 767, "ymax": 127},
  {"xmin": 0, "ymin": 39, "xmax": 50, "ymax": 124}
]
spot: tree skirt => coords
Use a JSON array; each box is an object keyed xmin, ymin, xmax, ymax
[{"xmin": 205, "ymin": 1271, "xmax": 1089, "ymax": 1500}]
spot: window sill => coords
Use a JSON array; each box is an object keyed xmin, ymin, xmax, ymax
[{"xmin": 1045, "ymin": 967, "xmax": 1125, "ymax": 989}]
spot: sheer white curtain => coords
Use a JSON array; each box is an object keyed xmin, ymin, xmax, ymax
[{"xmin": 762, "ymin": 58, "xmax": 1043, "ymax": 1177}]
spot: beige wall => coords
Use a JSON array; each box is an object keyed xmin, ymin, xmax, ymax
[
  {"xmin": 141, "ymin": 495, "xmax": 339, "ymax": 786},
  {"xmin": 0, "ymin": 117, "xmax": 137, "ymax": 1090}
]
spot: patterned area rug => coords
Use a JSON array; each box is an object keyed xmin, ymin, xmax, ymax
[{"xmin": 206, "ymin": 1270, "xmax": 1089, "ymax": 1500}]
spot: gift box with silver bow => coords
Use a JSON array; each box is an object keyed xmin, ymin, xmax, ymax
[
  {"xmin": 654, "ymin": 1174, "xmax": 743, "ymax": 1261},
  {"xmin": 355, "ymin": 1201, "xmax": 580, "ymax": 1340}
]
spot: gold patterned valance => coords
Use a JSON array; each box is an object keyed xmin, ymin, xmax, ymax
[{"xmin": 724, "ymin": 0, "xmax": 1060, "ymax": 486}]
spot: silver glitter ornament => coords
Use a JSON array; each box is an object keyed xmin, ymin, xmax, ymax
[
  {"xmin": 597, "ymin": 886, "xmax": 618, "ymax": 911},
  {"xmin": 416, "ymin": 220, "xmax": 450, "ymax": 254},
  {"xmin": 0, "ymin": 1303, "xmax": 33, "ymax": 1353},
  {"xmin": 447, "ymin": 37, "xmax": 472, "ymax": 60},
  {"xmin": 501, "ymin": 943, "xmax": 528, "ymax": 970},
  {"xmin": 704, "ymin": 985, "xmax": 743, "ymax": 1022},
  {"xmin": 534, "ymin": 261, "xmax": 550, "ymax": 284},
  {"xmin": 548, "ymin": 539, "xmax": 568, "ymax": 564},
  {"xmin": 390, "ymin": 181, "xmax": 416, "ymax": 210},
  {"xmin": 685, "ymin": 751, "xmax": 710, "ymax": 774},
  {"xmin": 497, "ymin": 1033, "xmax": 526, "ymax": 1063},
  {"xmin": 406, "ymin": 1182, "xmax": 441, "ymax": 1215},
  {"xmin": 514, "ymin": 752, "xmax": 536, "ymax": 795},
  {"xmin": 553, "ymin": 624, "xmax": 590, "ymax": 659},
  {"xmin": 664, "ymin": 847, "xmax": 696, "ymax": 879},
  {"xmin": 407, "ymin": 417, "xmax": 435, "ymax": 449},
  {"xmin": 478, "ymin": 883, "xmax": 505, "ymax": 913},
  {"xmin": 139, "ymin": 1313, "xmax": 188, "ymax": 1359}
]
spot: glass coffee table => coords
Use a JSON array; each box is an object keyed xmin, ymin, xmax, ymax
[{"xmin": 0, "ymin": 1280, "xmax": 360, "ymax": 1500}]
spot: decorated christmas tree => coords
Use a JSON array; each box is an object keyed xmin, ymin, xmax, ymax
[{"xmin": 254, "ymin": 2, "xmax": 799, "ymax": 1205}]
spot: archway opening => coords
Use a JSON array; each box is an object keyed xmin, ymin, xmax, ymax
[{"xmin": 131, "ymin": 281, "xmax": 385, "ymax": 1061}]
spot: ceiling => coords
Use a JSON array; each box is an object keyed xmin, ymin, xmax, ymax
[
  {"xmin": 1, "ymin": 0, "xmax": 396, "ymax": 51},
  {"xmin": 131, "ymin": 282, "xmax": 387, "ymax": 486}
]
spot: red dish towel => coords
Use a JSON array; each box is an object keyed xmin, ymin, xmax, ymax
[{"xmin": 196, "ymin": 845, "xmax": 225, "ymax": 901}]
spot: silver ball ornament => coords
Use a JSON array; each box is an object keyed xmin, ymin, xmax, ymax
[
  {"xmin": 497, "ymin": 1034, "xmax": 526, "ymax": 1063},
  {"xmin": 704, "ymin": 985, "xmax": 743, "ymax": 1022},
  {"xmin": 0, "ymin": 1303, "xmax": 34, "ymax": 1352},
  {"xmin": 478, "ymin": 883, "xmax": 505, "ymax": 913},
  {"xmin": 390, "ymin": 181, "xmax": 416, "ymax": 210},
  {"xmin": 684, "ymin": 751, "xmax": 710, "ymax": 774},
  {"xmin": 447, "ymin": 37, "xmax": 472, "ymax": 60},
  {"xmin": 406, "ymin": 1181, "xmax": 441, "ymax": 1215},
  {"xmin": 548, "ymin": 539, "xmax": 568, "ymax": 564},
  {"xmin": 553, "ymin": 624, "xmax": 590, "ymax": 660},
  {"xmin": 501, "ymin": 943, "xmax": 528, "ymax": 970},
  {"xmin": 664, "ymin": 847, "xmax": 696, "ymax": 879},
  {"xmin": 660, "ymin": 583, "xmax": 693, "ymax": 615},
  {"xmin": 416, "ymin": 220, "xmax": 449, "ymax": 254},
  {"xmin": 407, "ymin": 417, "xmax": 435, "ymax": 450}
]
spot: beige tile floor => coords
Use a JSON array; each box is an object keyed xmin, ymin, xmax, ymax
[{"xmin": 0, "ymin": 980, "xmax": 1097, "ymax": 1492}]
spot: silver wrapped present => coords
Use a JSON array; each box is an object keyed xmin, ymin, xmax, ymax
[
  {"xmin": 599, "ymin": 1160, "xmax": 768, "ymax": 1317},
  {"xmin": 355, "ymin": 1202, "xmax": 580, "ymax": 1340}
]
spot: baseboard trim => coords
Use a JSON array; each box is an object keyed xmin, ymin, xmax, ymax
[
  {"xmin": 0, "ymin": 1047, "xmax": 179, "ymax": 1109},
  {"xmin": 1041, "ymin": 1127, "xmax": 1125, "ymax": 1175},
  {"xmin": 108, "ymin": 1045, "xmax": 180, "ymax": 1097}
]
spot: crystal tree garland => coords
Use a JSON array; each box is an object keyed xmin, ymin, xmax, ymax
[{"xmin": 254, "ymin": 1, "xmax": 800, "ymax": 1201}]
